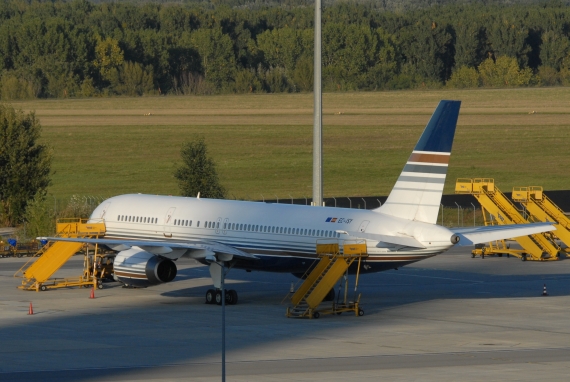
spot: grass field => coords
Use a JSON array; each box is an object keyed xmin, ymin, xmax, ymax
[{"xmin": 8, "ymin": 87, "xmax": 570, "ymax": 201}]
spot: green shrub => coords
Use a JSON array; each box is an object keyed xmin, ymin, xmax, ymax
[{"xmin": 447, "ymin": 66, "xmax": 479, "ymax": 88}]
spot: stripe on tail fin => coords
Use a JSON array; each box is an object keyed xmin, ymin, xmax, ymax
[{"xmin": 376, "ymin": 100, "xmax": 461, "ymax": 224}]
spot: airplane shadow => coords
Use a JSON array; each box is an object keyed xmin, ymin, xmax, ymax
[{"xmin": 2, "ymin": 254, "xmax": 570, "ymax": 381}]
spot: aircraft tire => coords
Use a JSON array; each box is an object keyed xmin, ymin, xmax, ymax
[
  {"xmin": 358, "ymin": 308, "xmax": 364, "ymax": 316},
  {"xmin": 224, "ymin": 290, "xmax": 233, "ymax": 305},
  {"xmin": 215, "ymin": 290, "xmax": 223, "ymax": 305},
  {"xmin": 229, "ymin": 290, "xmax": 238, "ymax": 305},
  {"xmin": 205, "ymin": 289, "xmax": 215, "ymax": 304}
]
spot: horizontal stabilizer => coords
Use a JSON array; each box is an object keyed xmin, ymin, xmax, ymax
[
  {"xmin": 38, "ymin": 237, "xmax": 258, "ymax": 260},
  {"xmin": 451, "ymin": 222, "xmax": 555, "ymax": 246},
  {"xmin": 336, "ymin": 230, "xmax": 426, "ymax": 248}
]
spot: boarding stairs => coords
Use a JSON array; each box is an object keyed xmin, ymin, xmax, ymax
[
  {"xmin": 470, "ymin": 206, "xmax": 526, "ymax": 259},
  {"xmin": 513, "ymin": 187, "xmax": 570, "ymax": 254},
  {"xmin": 456, "ymin": 179, "xmax": 560, "ymax": 261},
  {"xmin": 286, "ymin": 240, "xmax": 367, "ymax": 319},
  {"xmin": 15, "ymin": 219, "xmax": 106, "ymax": 291}
]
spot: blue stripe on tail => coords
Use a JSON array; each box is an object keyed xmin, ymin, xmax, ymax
[{"xmin": 414, "ymin": 100, "xmax": 461, "ymax": 153}]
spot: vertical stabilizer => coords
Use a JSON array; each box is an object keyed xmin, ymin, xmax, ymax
[{"xmin": 376, "ymin": 100, "xmax": 461, "ymax": 224}]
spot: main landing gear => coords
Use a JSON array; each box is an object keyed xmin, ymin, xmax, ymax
[{"xmin": 205, "ymin": 289, "xmax": 238, "ymax": 305}]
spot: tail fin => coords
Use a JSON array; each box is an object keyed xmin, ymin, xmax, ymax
[{"xmin": 376, "ymin": 100, "xmax": 461, "ymax": 224}]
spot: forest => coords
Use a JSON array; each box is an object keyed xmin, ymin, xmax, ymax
[{"xmin": 1, "ymin": 0, "xmax": 570, "ymax": 99}]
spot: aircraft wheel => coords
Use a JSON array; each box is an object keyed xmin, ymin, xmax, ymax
[
  {"xmin": 40, "ymin": 285, "xmax": 47, "ymax": 291},
  {"xmin": 224, "ymin": 290, "xmax": 233, "ymax": 305},
  {"xmin": 215, "ymin": 290, "xmax": 223, "ymax": 305},
  {"xmin": 358, "ymin": 308, "xmax": 364, "ymax": 316},
  {"xmin": 205, "ymin": 289, "xmax": 215, "ymax": 304},
  {"xmin": 229, "ymin": 290, "xmax": 238, "ymax": 305},
  {"xmin": 313, "ymin": 312, "xmax": 320, "ymax": 319}
]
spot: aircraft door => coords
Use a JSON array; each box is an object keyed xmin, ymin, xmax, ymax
[
  {"xmin": 215, "ymin": 217, "xmax": 222, "ymax": 234},
  {"xmin": 222, "ymin": 218, "xmax": 229, "ymax": 235},
  {"xmin": 358, "ymin": 220, "xmax": 370, "ymax": 233},
  {"xmin": 99, "ymin": 203, "xmax": 111, "ymax": 220},
  {"xmin": 163, "ymin": 207, "xmax": 176, "ymax": 238}
]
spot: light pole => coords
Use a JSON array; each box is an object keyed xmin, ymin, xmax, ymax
[
  {"xmin": 312, "ymin": 0, "xmax": 323, "ymax": 207},
  {"xmin": 206, "ymin": 256, "xmax": 227, "ymax": 382}
]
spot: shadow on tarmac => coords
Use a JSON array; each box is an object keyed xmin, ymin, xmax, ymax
[{"xmin": 2, "ymin": 254, "xmax": 570, "ymax": 382}]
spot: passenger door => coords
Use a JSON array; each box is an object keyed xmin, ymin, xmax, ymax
[{"xmin": 163, "ymin": 207, "xmax": 176, "ymax": 238}]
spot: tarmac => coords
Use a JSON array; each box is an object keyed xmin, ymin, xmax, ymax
[{"xmin": 1, "ymin": 245, "xmax": 570, "ymax": 381}]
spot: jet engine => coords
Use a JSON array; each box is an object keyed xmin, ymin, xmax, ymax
[{"xmin": 113, "ymin": 247, "xmax": 177, "ymax": 287}]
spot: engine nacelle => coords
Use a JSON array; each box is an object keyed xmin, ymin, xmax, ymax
[{"xmin": 113, "ymin": 247, "xmax": 177, "ymax": 287}]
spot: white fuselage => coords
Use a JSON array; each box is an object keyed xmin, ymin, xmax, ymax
[{"xmin": 91, "ymin": 194, "xmax": 455, "ymax": 273}]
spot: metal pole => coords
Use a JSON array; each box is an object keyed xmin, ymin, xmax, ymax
[
  {"xmin": 289, "ymin": 194, "xmax": 294, "ymax": 204},
  {"xmin": 471, "ymin": 203, "xmax": 476, "ymax": 226},
  {"xmin": 312, "ymin": 0, "xmax": 323, "ymax": 207},
  {"xmin": 221, "ymin": 262, "xmax": 225, "ymax": 382},
  {"xmin": 455, "ymin": 202, "xmax": 460, "ymax": 227},
  {"xmin": 274, "ymin": 194, "xmax": 279, "ymax": 204},
  {"xmin": 333, "ymin": 197, "xmax": 337, "ymax": 207},
  {"xmin": 361, "ymin": 198, "xmax": 366, "ymax": 210},
  {"xmin": 348, "ymin": 197, "xmax": 352, "ymax": 209}
]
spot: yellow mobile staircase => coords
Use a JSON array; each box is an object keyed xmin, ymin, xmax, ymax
[
  {"xmin": 15, "ymin": 219, "xmax": 106, "ymax": 291},
  {"xmin": 512, "ymin": 186, "xmax": 570, "ymax": 254},
  {"xmin": 456, "ymin": 179, "xmax": 560, "ymax": 261},
  {"xmin": 286, "ymin": 240, "xmax": 367, "ymax": 319}
]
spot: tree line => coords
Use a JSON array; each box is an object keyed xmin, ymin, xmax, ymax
[{"xmin": 1, "ymin": 0, "xmax": 570, "ymax": 99}]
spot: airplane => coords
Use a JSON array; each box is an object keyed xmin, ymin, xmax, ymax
[{"xmin": 45, "ymin": 100, "xmax": 555, "ymax": 305}]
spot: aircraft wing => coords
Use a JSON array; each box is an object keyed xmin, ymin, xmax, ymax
[
  {"xmin": 39, "ymin": 237, "xmax": 258, "ymax": 260},
  {"xmin": 451, "ymin": 222, "xmax": 556, "ymax": 246}
]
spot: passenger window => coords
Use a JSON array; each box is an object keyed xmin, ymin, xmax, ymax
[
  {"xmin": 197, "ymin": 221, "xmax": 200, "ymax": 227},
  {"xmin": 189, "ymin": 220, "xmax": 192, "ymax": 226}
]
